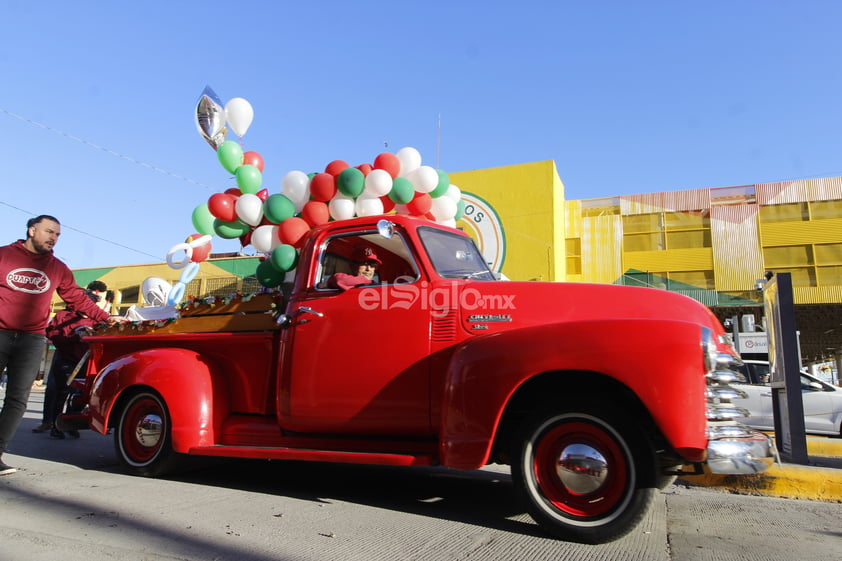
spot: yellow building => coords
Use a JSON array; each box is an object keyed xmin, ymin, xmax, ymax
[{"xmin": 455, "ymin": 164, "xmax": 842, "ymax": 364}]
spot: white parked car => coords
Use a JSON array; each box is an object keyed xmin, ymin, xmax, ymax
[{"xmin": 731, "ymin": 361, "xmax": 842, "ymax": 437}]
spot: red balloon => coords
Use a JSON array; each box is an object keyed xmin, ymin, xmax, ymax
[
  {"xmin": 379, "ymin": 194, "xmax": 396, "ymax": 213},
  {"xmin": 424, "ymin": 212, "xmax": 437, "ymax": 221},
  {"xmin": 256, "ymin": 188, "xmax": 269, "ymax": 201},
  {"xmin": 224, "ymin": 187, "xmax": 242, "ymax": 197},
  {"xmin": 239, "ymin": 231, "xmax": 252, "ymax": 248},
  {"xmin": 309, "ymin": 173, "xmax": 336, "ymax": 202},
  {"xmin": 325, "ymin": 159, "xmax": 350, "ymax": 176},
  {"xmin": 373, "ymin": 152, "xmax": 400, "ymax": 179},
  {"xmin": 277, "ymin": 217, "xmax": 311, "ymax": 248},
  {"xmin": 356, "ymin": 163, "xmax": 372, "ymax": 176},
  {"xmin": 208, "ymin": 193, "xmax": 238, "ymax": 222},
  {"xmin": 301, "ymin": 200, "xmax": 330, "ymax": 227},
  {"xmin": 243, "ymin": 151, "xmax": 265, "ymax": 173},
  {"xmin": 186, "ymin": 233, "xmax": 212, "ymax": 262},
  {"xmin": 406, "ymin": 192, "xmax": 433, "ymax": 216}
]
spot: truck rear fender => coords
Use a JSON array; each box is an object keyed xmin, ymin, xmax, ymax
[
  {"xmin": 89, "ymin": 348, "xmax": 229, "ymax": 452},
  {"xmin": 439, "ymin": 319, "xmax": 708, "ymax": 469}
]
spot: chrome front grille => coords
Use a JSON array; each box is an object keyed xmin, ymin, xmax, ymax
[
  {"xmin": 705, "ymin": 352, "xmax": 753, "ymax": 435},
  {"xmin": 701, "ymin": 328, "xmax": 776, "ymax": 473}
]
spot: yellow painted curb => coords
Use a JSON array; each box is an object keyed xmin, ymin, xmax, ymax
[
  {"xmin": 678, "ymin": 463, "xmax": 842, "ymax": 502},
  {"xmin": 678, "ymin": 437, "xmax": 842, "ymax": 502},
  {"xmin": 806, "ymin": 437, "xmax": 842, "ymax": 458}
]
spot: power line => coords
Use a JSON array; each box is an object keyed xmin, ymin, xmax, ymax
[
  {"xmin": 0, "ymin": 106, "xmax": 216, "ymax": 190},
  {"xmin": 0, "ymin": 106, "xmax": 223, "ymax": 263},
  {"xmin": 0, "ymin": 200, "xmax": 163, "ymax": 262}
]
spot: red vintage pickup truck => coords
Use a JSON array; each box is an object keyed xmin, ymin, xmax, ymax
[{"xmin": 63, "ymin": 214, "xmax": 773, "ymax": 544}]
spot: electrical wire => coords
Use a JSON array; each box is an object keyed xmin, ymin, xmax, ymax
[{"xmin": 0, "ymin": 200, "xmax": 163, "ymax": 261}]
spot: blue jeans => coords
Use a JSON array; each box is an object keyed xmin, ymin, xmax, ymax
[{"xmin": 0, "ymin": 330, "xmax": 47, "ymax": 454}]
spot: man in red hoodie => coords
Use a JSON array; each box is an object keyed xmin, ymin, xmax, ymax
[{"xmin": 0, "ymin": 215, "xmax": 121, "ymax": 475}]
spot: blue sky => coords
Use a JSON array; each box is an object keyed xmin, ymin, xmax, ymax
[{"xmin": 2, "ymin": 1, "xmax": 841, "ymax": 269}]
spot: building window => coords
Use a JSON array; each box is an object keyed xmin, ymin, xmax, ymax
[
  {"xmin": 622, "ymin": 210, "xmax": 710, "ymax": 251},
  {"xmin": 762, "ymin": 245, "xmax": 814, "ymax": 268},
  {"xmin": 668, "ymin": 270, "xmax": 715, "ymax": 290},
  {"xmin": 758, "ymin": 202, "xmax": 809, "ymax": 223},
  {"xmin": 565, "ymin": 238, "xmax": 581, "ymax": 275},
  {"xmin": 810, "ymin": 199, "xmax": 842, "ymax": 220}
]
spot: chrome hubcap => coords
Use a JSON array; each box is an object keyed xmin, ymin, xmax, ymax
[
  {"xmin": 556, "ymin": 443, "xmax": 608, "ymax": 494},
  {"xmin": 135, "ymin": 413, "xmax": 162, "ymax": 448}
]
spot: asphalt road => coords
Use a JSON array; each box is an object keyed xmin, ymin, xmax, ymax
[{"xmin": 0, "ymin": 388, "xmax": 839, "ymax": 561}]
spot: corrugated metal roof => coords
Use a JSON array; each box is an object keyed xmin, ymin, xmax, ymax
[{"xmin": 756, "ymin": 177, "xmax": 842, "ymax": 205}]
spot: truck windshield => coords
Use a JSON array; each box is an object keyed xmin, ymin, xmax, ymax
[{"xmin": 418, "ymin": 227, "xmax": 495, "ymax": 280}]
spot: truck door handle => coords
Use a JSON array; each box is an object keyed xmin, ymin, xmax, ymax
[
  {"xmin": 298, "ymin": 306, "xmax": 324, "ymax": 318},
  {"xmin": 276, "ymin": 306, "xmax": 324, "ymax": 327}
]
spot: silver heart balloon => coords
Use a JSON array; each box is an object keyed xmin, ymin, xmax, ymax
[{"xmin": 195, "ymin": 86, "xmax": 227, "ymax": 149}]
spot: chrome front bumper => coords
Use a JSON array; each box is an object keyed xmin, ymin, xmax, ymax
[{"xmin": 706, "ymin": 425, "xmax": 777, "ymax": 474}]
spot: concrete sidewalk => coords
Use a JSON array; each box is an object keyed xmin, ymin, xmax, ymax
[{"xmin": 678, "ymin": 436, "xmax": 842, "ymax": 502}]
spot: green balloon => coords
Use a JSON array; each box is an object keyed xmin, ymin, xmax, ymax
[
  {"xmin": 256, "ymin": 259, "xmax": 285, "ymax": 288},
  {"xmin": 455, "ymin": 199, "xmax": 466, "ymax": 220},
  {"xmin": 263, "ymin": 194, "xmax": 295, "ymax": 224},
  {"xmin": 192, "ymin": 203, "xmax": 215, "ymax": 235},
  {"xmin": 270, "ymin": 244, "xmax": 298, "ymax": 272},
  {"xmin": 217, "ymin": 140, "xmax": 244, "ymax": 174},
  {"xmin": 389, "ymin": 177, "xmax": 414, "ymax": 204},
  {"xmin": 430, "ymin": 169, "xmax": 450, "ymax": 198},
  {"xmin": 213, "ymin": 218, "xmax": 250, "ymax": 239},
  {"xmin": 337, "ymin": 167, "xmax": 365, "ymax": 198},
  {"xmin": 236, "ymin": 164, "xmax": 262, "ymax": 194}
]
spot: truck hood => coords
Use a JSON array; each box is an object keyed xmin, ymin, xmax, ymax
[{"xmin": 457, "ymin": 281, "xmax": 723, "ymax": 335}]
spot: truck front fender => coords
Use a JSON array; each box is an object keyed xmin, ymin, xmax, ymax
[
  {"xmin": 88, "ymin": 348, "xmax": 229, "ymax": 452},
  {"xmin": 440, "ymin": 319, "xmax": 708, "ymax": 469}
]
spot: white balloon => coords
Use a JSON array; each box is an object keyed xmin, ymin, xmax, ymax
[
  {"xmin": 251, "ymin": 224, "xmax": 279, "ymax": 253},
  {"xmin": 225, "ymin": 97, "xmax": 254, "ymax": 137},
  {"xmin": 166, "ymin": 242, "xmax": 193, "ymax": 269},
  {"xmin": 282, "ymin": 170, "xmax": 310, "ymax": 212},
  {"xmin": 408, "ymin": 165, "xmax": 439, "ymax": 193},
  {"xmin": 355, "ymin": 196, "xmax": 384, "ymax": 217},
  {"xmin": 363, "ymin": 168, "xmax": 393, "ymax": 197},
  {"xmin": 430, "ymin": 196, "xmax": 457, "ymax": 221},
  {"xmin": 445, "ymin": 183, "xmax": 462, "ymax": 202},
  {"xmin": 441, "ymin": 218, "xmax": 457, "ymax": 228},
  {"xmin": 397, "ymin": 146, "xmax": 422, "ymax": 177},
  {"xmin": 328, "ymin": 195, "xmax": 356, "ymax": 221},
  {"xmin": 235, "ymin": 193, "xmax": 264, "ymax": 226}
]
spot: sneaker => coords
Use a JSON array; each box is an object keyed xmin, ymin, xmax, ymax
[
  {"xmin": 50, "ymin": 427, "xmax": 65, "ymax": 440},
  {"xmin": 32, "ymin": 422, "xmax": 51, "ymax": 433},
  {"xmin": 66, "ymin": 430, "xmax": 80, "ymax": 439},
  {"xmin": 0, "ymin": 460, "xmax": 16, "ymax": 476}
]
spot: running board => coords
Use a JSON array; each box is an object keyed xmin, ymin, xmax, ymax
[{"xmin": 188, "ymin": 445, "xmax": 436, "ymax": 467}]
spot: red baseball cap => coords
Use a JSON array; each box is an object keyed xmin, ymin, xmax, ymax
[{"xmin": 352, "ymin": 245, "xmax": 381, "ymax": 265}]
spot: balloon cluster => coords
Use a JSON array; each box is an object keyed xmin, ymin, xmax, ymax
[{"xmin": 166, "ymin": 86, "xmax": 466, "ymax": 300}]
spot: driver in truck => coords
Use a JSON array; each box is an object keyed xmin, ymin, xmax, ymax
[{"xmin": 327, "ymin": 245, "xmax": 381, "ymax": 291}]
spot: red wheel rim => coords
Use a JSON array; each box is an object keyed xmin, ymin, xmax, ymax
[
  {"xmin": 532, "ymin": 420, "xmax": 630, "ymax": 518},
  {"xmin": 121, "ymin": 395, "xmax": 165, "ymax": 464}
]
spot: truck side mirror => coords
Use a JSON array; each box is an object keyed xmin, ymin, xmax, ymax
[{"xmin": 377, "ymin": 219, "xmax": 395, "ymax": 239}]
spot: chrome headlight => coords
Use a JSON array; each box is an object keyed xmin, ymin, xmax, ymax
[{"xmin": 701, "ymin": 327, "xmax": 718, "ymax": 373}]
